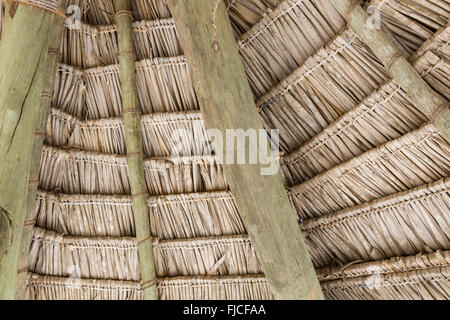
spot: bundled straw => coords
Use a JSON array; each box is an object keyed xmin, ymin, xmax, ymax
[
  {"xmin": 368, "ymin": 0, "xmax": 450, "ymax": 55},
  {"xmin": 53, "ymin": 64, "xmax": 86, "ymax": 118},
  {"xmin": 29, "ymin": 228, "xmax": 140, "ymax": 281},
  {"xmin": 38, "ymin": 146, "xmax": 227, "ymax": 196},
  {"xmin": 319, "ymin": 251, "xmax": 450, "ymax": 300},
  {"xmin": 148, "ymin": 192, "xmax": 245, "ymax": 240},
  {"xmin": 290, "ymin": 123, "xmax": 450, "ymax": 220},
  {"xmin": 302, "ymin": 178, "xmax": 450, "ymax": 268},
  {"xmin": 282, "ymin": 80, "xmax": 427, "ymax": 185},
  {"xmin": 238, "ymin": 0, "xmax": 345, "ymax": 97},
  {"xmin": 158, "ymin": 275, "xmax": 273, "ymax": 300},
  {"xmin": 35, "ymin": 191, "xmax": 245, "ymax": 239},
  {"xmin": 66, "ymin": 0, "xmax": 171, "ymax": 25},
  {"xmin": 27, "ymin": 274, "xmax": 142, "ymax": 300},
  {"xmin": 257, "ymin": 29, "xmax": 387, "ymax": 153},
  {"xmin": 154, "ymin": 235, "xmax": 261, "ymax": 277},
  {"xmin": 29, "ymin": 228, "xmax": 259, "ymax": 279},
  {"xmin": 49, "ymin": 110, "xmax": 210, "ymax": 157},
  {"xmin": 415, "ymin": 51, "xmax": 450, "ymax": 100},
  {"xmin": 61, "ymin": 19, "xmax": 181, "ymax": 68},
  {"xmin": 26, "ymin": 274, "xmax": 273, "ymax": 300},
  {"xmin": 226, "ymin": 0, "xmax": 283, "ymax": 35}
]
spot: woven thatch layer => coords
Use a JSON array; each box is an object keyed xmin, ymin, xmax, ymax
[
  {"xmin": 415, "ymin": 51, "xmax": 450, "ymax": 100},
  {"xmin": 26, "ymin": 274, "xmax": 273, "ymax": 300},
  {"xmin": 238, "ymin": 0, "xmax": 345, "ymax": 97},
  {"xmin": 281, "ymin": 23, "xmax": 449, "ymax": 183},
  {"xmin": 369, "ymin": 0, "xmax": 449, "ymax": 54},
  {"xmin": 29, "ymin": 228, "xmax": 261, "ymax": 279},
  {"xmin": 67, "ymin": 0, "xmax": 171, "ymax": 24},
  {"xmin": 226, "ymin": 0, "xmax": 283, "ymax": 35},
  {"xmin": 53, "ymin": 57, "xmax": 198, "ymax": 119},
  {"xmin": 46, "ymin": 108, "xmax": 210, "ymax": 157},
  {"xmin": 35, "ymin": 190, "xmax": 245, "ymax": 239},
  {"xmin": 62, "ymin": 19, "xmax": 181, "ymax": 68},
  {"xmin": 257, "ymin": 28, "xmax": 387, "ymax": 153},
  {"xmin": 302, "ymin": 178, "xmax": 450, "ymax": 268},
  {"xmin": 281, "ymin": 81, "xmax": 427, "ymax": 186},
  {"xmin": 39, "ymin": 146, "xmax": 227, "ymax": 196},
  {"xmin": 291, "ymin": 123, "xmax": 450, "ymax": 220},
  {"xmin": 319, "ymin": 251, "xmax": 450, "ymax": 300}
]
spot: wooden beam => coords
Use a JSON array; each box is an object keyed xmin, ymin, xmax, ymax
[
  {"xmin": 328, "ymin": 0, "xmax": 449, "ymax": 142},
  {"xmin": 0, "ymin": 2, "xmax": 66, "ymax": 300},
  {"xmin": 113, "ymin": 0, "xmax": 158, "ymax": 300},
  {"xmin": 167, "ymin": 0, "xmax": 323, "ymax": 300},
  {"xmin": 15, "ymin": 1, "xmax": 68, "ymax": 299}
]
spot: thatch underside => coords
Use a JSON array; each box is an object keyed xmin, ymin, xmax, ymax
[
  {"xmin": 1, "ymin": 0, "xmax": 448, "ymax": 300},
  {"xmin": 25, "ymin": 250, "xmax": 450, "ymax": 300}
]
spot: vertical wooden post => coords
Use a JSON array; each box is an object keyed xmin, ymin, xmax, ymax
[
  {"xmin": 0, "ymin": 2, "xmax": 66, "ymax": 300},
  {"xmin": 328, "ymin": 0, "xmax": 449, "ymax": 142},
  {"xmin": 168, "ymin": 0, "xmax": 323, "ymax": 300},
  {"xmin": 114, "ymin": 0, "xmax": 159, "ymax": 300}
]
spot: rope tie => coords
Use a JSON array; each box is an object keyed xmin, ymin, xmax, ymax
[
  {"xmin": 346, "ymin": 0, "xmax": 360, "ymax": 22},
  {"xmin": 132, "ymin": 192, "xmax": 149, "ymax": 200},
  {"xmin": 430, "ymin": 102, "xmax": 449, "ymax": 125},
  {"xmin": 136, "ymin": 236, "xmax": 153, "ymax": 247},
  {"xmin": 386, "ymin": 52, "xmax": 403, "ymax": 75},
  {"xmin": 48, "ymin": 47, "xmax": 61, "ymax": 56},
  {"xmin": 123, "ymin": 109, "xmax": 142, "ymax": 116},
  {"xmin": 23, "ymin": 218, "xmax": 36, "ymax": 227},
  {"xmin": 127, "ymin": 151, "xmax": 143, "ymax": 159},
  {"xmin": 41, "ymin": 92, "xmax": 53, "ymax": 99},
  {"xmin": 17, "ymin": 267, "xmax": 29, "ymax": 275},
  {"xmin": 114, "ymin": 10, "xmax": 133, "ymax": 20},
  {"xmin": 119, "ymin": 51, "xmax": 136, "ymax": 59},
  {"xmin": 4, "ymin": 0, "xmax": 67, "ymax": 18}
]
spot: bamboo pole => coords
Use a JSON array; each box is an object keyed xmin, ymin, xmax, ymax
[
  {"xmin": 0, "ymin": 1, "xmax": 66, "ymax": 300},
  {"xmin": 168, "ymin": 0, "xmax": 323, "ymax": 300},
  {"xmin": 113, "ymin": 0, "xmax": 158, "ymax": 300},
  {"xmin": 328, "ymin": 0, "xmax": 449, "ymax": 142}
]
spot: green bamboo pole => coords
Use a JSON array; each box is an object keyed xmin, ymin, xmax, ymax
[
  {"xmin": 0, "ymin": 2, "xmax": 66, "ymax": 300},
  {"xmin": 114, "ymin": 0, "xmax": 158, "ymax": 300},
  {"xmin": 168, "ymin": 0, "xmax": 323, "ymax": 300},
  {"xmin": 328, "ymin": 0, "xmax": 449, "ymax": 142},
  {"xmin": 15, "ymin": 1, "xmax": 68, "ymax": 300}
]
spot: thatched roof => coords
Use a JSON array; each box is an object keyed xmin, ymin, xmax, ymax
[{"xmin": 2, "ymin": 0, "xmax": 449, "ymax": 300}]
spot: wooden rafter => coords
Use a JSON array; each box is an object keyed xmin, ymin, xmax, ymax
[{"xmin": 168, "ymin": 0, "xmax": 323, "ymax": 300}]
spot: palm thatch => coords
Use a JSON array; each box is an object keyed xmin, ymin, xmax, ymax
[
  {"xmin": 2, "ymin": 0, "xmax": 448, "ymax": 300},
  {"xmin": 39, "ymin": 146, "xmax": 227, "ymax": 195},
  {"xmin": 26, "ymin": 274, "xmax": 273, "ymax": 300},
  {"xmin": 303, "ymin": 178, "xmax": 450, "ymax": 268},
  {"xmin": 290, "ymin": 123, "xmax": 450, "ymax": 220},
  {"xmin": 62, "ymin": 19, "xmax": 181, "ymax": 68}
]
